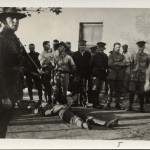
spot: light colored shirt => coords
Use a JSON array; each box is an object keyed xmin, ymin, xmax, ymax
[
  {"xmin": 50, "ymin": 47, "xmax": 59, "ymax": 58},
  {"xmin": 39, "ymin": 50, "xmax": 55, "ymax": 67},
  {"xmin": 123, "ymin": 52, "xmax": 132, "ymax": 65}
]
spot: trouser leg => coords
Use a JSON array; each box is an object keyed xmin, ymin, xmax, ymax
[
  {"xmin": 26, "ymin": 75, "xmax": 33, "ymax": 100},
  {"xmin": 107, "ymin": 80, "xmax": 115, "ymax": 107},
  {"xmin": 33, "ymin": 76, "xmax": 43, "ymax": 101},
  {"xmin": 139, "ymin": 92, "xmax": 145, "ymax": 112},
  {"xmin": 42, "ymin": 74, "xmax": 52, "ymax": 104},
  {"xmin": 128, "ymin": 92, "xmax": 135, "ymax": 110}
]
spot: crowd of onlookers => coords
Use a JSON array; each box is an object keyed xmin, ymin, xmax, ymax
[{"xmin": 24, "ymin": 39, "xmax": 150, "ymax": 113}]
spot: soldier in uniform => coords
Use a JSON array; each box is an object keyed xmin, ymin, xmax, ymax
[
  {"xmin": 0, "ymin": 7, "xmax": 27, "ymax": 138},
  {"xmin": 106, "ymin": 42, "xmax": 126, "ymax": 109},
  {"xmin": 90, "ymin": 42, "xmax": 108, "ymax": 109},
  {"xmin": 72, "ymin": 40, "xmax": 92, "ymax": 106},
  {"xmin": 126, "ymin": 41, "xmax": 149, "ymax": 112},
  {"xmin": 25, "ymin": 43, "xmax": 43, "ymax": 103}
]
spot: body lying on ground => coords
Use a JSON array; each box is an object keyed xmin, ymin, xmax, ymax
[{"xmin": 35, "ymin": 103, "xmax": 119, "ymax": 130}]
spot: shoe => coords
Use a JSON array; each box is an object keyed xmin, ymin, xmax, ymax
[
  {"xmin": 105, "ymin": 103, "xmax": 110, "ymax": 109},
  {"xmin": 125, "ymin": 106, "xmax": 132, "ymax": 111},
  {"xmin": 115, "ymin": 104, "xmax": 121, "ymax": 110},
  {"xmin": 93, "ymin": 104, "xmax": 103, "ymax": 109},
  {"xmin": 86, "ymin": 119, "xmax": 92, "ymax": 130},
  {"xmin": 140, "ymin": 108, "xmax": 145, "ymax": 113},
  {"xmin": 105, "ymin": 118, "xmax": 119, "ymax": 128}
]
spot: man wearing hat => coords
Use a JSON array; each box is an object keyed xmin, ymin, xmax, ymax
[
  {"xmin": 72, "ymin": 40, "xmax": 92, "ymax": 107},
  {"xmin": 53, "ymin": 41, "xmax": 76, "ymax": 104},
  {"xmin": 126, "ymin": 41, "xmax": 149, "ymax": 112},
  {"xmin": 0, "ymin": 7, "xmax": 26, "ymax": 138},
  {"xmin": 106, "ymin": 42, "xmax": 126, "ymax": 109},
  {"xmin": 90, "ymin": 42, "xmax": 108, "ymax": 109}
]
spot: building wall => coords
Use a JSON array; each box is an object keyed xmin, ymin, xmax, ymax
[{"xmin": 17, "ymin": 8, "xmax": 150, "ymax": 55}]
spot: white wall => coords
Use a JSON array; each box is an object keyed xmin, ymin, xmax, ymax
[{"xmin": 17, "ymin": 8, "xmax": 150, "ymax": 55}]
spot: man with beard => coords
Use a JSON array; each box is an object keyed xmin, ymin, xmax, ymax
[{"xmin": 0, "ymin": 7, "xmax": 27, "ymax": 138}]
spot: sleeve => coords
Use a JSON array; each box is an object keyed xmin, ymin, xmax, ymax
[
  {"xmin": 68, "ymin": 56, "xmax": 76, "ymax": 73},
  {"xmin": 89, "ymin": 55, "xmax": 95, "ymax": 67},
  {"xmin": 108, "ymin": 54, "xmax": 115, "ymax": 68},
  {"xmin": 130, "ymin": 54, "xmax": 134, "ymax": 69},
  {"xmin": 0, "ymin": 38, "xmax": 8, "ymax": 99},
  {"xmin": 39, "ymin": 53, "xmax": 46, "ymax": 67}
]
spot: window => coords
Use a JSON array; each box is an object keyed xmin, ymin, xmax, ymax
[{"xmin": 79, "ymin": 22, "xmax": 103, "ymax": 47}]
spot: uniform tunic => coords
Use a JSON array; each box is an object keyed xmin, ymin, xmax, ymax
[{"xmin": 129, "ymin": 52, "xmax": 149, "ymax": 93}]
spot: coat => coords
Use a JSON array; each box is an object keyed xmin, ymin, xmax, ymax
[
  {"xmin": 130, "ymin": 52, "xmax": 149, "ymax": 82},
  {"xmin": 72, "ymin": 50, "xmax": 91, "ymax": 78},
  {"xmin": 0, "ymin": 30, "xmax": 23, "ymax": 102},
  {"xmin": 90, "ymin": 51, "xmax": 108, "ymax": 80},
  {"xmin": 108, "ymin": 51, "xmax": 126, "ymax": 81}
]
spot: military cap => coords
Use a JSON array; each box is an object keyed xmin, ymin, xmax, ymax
[
  {"xmin": 0, "ymin": 7, "xmax": 26, "ymax": 20},
  {"xmin": 136, "ymin": 41, "xmax": 146, "ymax": 47},
  {"xmin": 90, "ymin": 46, "xmax": 97, "ymax": 50},
  {"xmin": 97, "ymin": 42, "xmax": 106, "ymax": 47},
  {"xmin": 122, "ymin": 44, "xmax": 128, "ymax": 49}
]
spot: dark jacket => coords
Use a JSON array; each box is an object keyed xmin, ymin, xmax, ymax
[
  {"xmin": 72, "ymin": 50, "xmax": 91, "ymax": 77},
  {"xmin": 28, "ymin": 51, "xmax": 41, "ymax": 69},
  {"xmin": 90, "ymin": 51, "xmax": 108, "ymax": 80},
  {"xmin": 0, "ymin": 30, "xmax": 23, "ymax": 101}
]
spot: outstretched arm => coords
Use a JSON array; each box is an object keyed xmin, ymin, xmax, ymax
[{"xmin": 45, "ymin": 104, "xmax": 66, "ymax": 116}]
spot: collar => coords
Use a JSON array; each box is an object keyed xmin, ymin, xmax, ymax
[{"xmin": 59, "ymin": 52, "xmax": 66, "ymax": 58}]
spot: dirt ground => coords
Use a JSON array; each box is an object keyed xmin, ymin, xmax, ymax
[{"xmin": 6, "ymin": 89, "xmax": 150, "ymax": 140}]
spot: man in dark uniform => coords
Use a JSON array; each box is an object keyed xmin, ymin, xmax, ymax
[
  {"xmin": 106, "ymin": 42, "xmax": 126, "ymax": 109},
  {"xmin": 25, "ymin": 43, "xmax": 43, "ymax": 103},
  {"xmin": 90, "ymin": 42, "xmax": 108, "ymax": 109},
  {"xmin": 72, "ymin": 40, "xmax": 92, "ymax": 107},
  {"xmin": 0, "ymin": 7, "xmax": 27, "ymax": 138},
  {"xmin": 126, "ymin": 41, "xmax": 149, "ymax": 112}
]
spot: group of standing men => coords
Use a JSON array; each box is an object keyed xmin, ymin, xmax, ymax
[{"xmin": 26, "ymin": 36, "xmax": 150, "ymax": 114}]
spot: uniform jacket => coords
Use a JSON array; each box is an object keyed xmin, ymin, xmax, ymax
[
  {"xmin": 90, "ymin": 51, "xmax": 108, "ymax": 80},
  {"xmin": 108, "ymin": 51, "xmax": 126, "ymax": 81},
  {"xmin": 72, "ymin": 50, "xmax": 91, "ymax": 78},
  {"xmin": 130, "ymin": 52, "xmax": 149, "ymax": 82},
  {"xmin": 0, "ymin": 29, "xmax": 23, "ymax": 101}
]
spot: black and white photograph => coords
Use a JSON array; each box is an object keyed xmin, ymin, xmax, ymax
[{"xmin": 1, "ymin": 0, "xmax": 150, "ymax": 149}]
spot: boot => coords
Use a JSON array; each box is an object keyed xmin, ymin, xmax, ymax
[
  {"xmin": 105, "ymin": 118, "xmax": 119, "ymax": 128},
  {"xmin": 126, "ymin": 93, "xmax": 135, "ymax": 111},
  {"xmin": 139, "ymin": 93, "xmax": 145, "ymax": 113},
  {"xmin": 115, "ymin": 103, "xmax": 121, "ymax": 110},
  {"xmin": 105, "ymin": 95, "xmax": 113, "ymax": 109}
]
